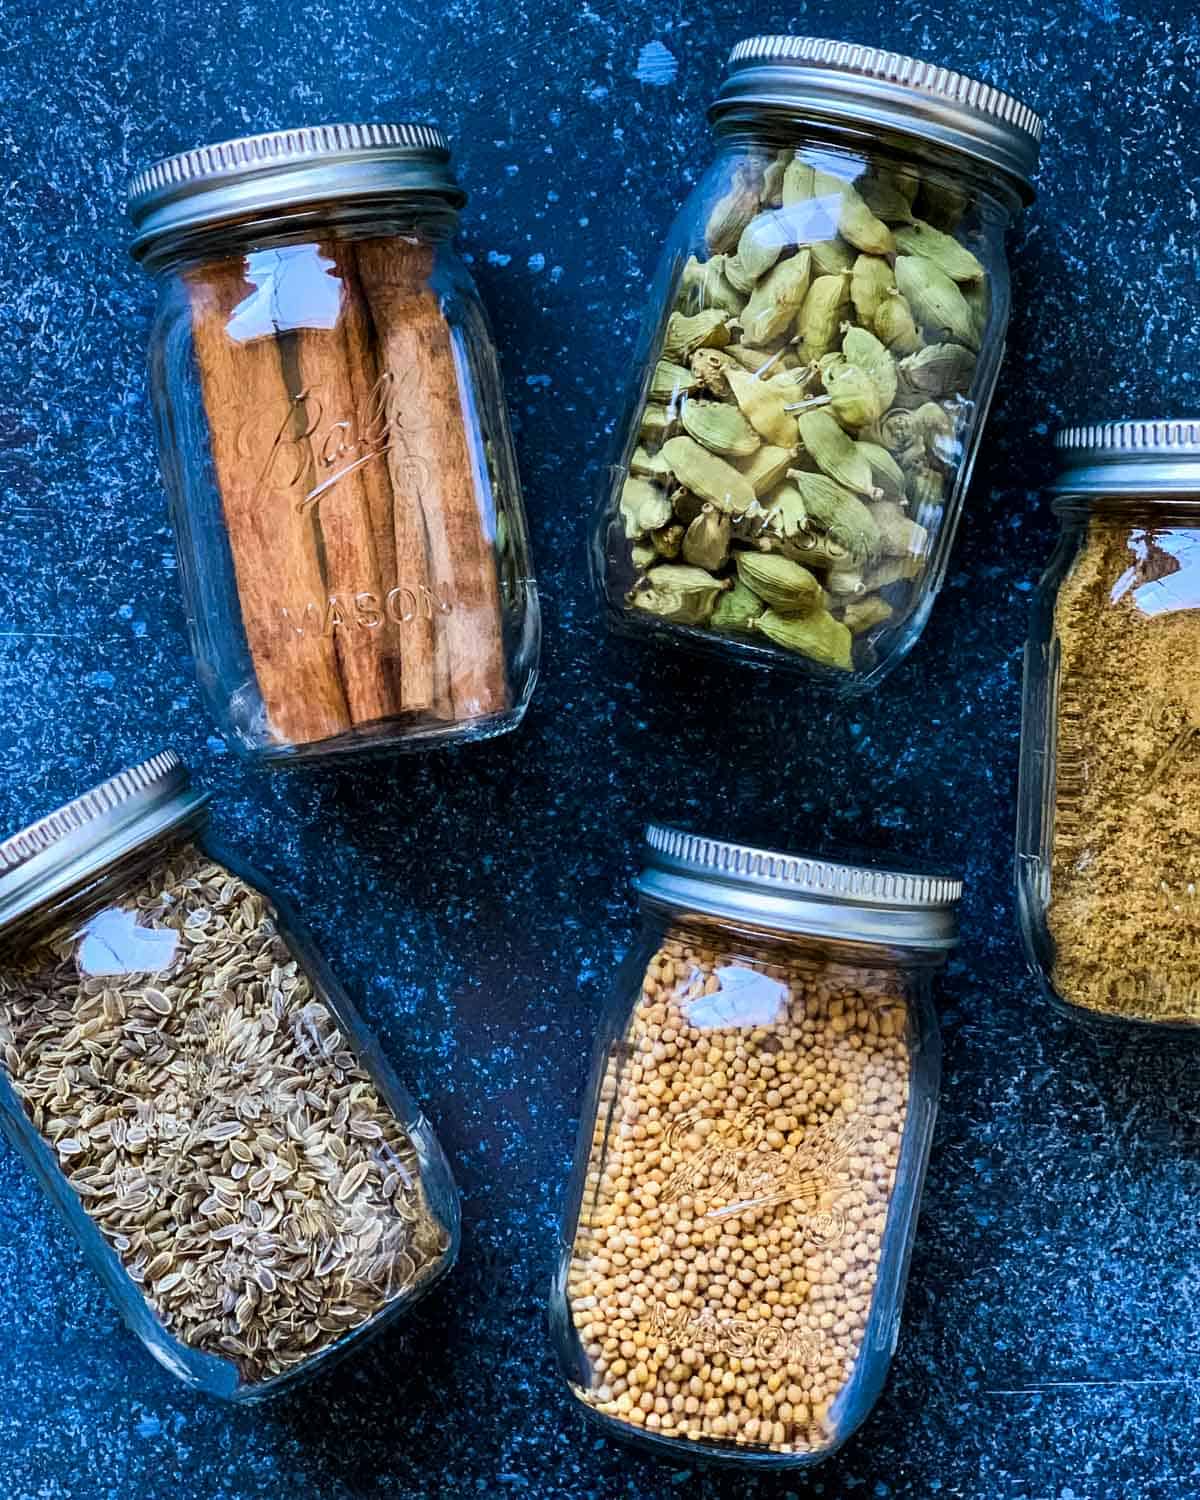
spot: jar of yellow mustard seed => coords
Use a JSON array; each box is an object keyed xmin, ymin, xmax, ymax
[{"xmin": 550, "ymin": 826, "xmax": 961, "ymax": 1467}]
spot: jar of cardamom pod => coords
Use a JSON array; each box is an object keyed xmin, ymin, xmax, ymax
[
  {"xmin": 1017, "ymin": 421, "xmax": 1200, "ymax": 1028},
  {"xmin": 128, "ymin": 124, "xmax": 539, "ymax": 764},
  {"xmin": 551, "ymin": 826, "xmax": 960, "ymax": 1467},
  {"xmin": 591, "ymin": 37, "xmax": 1042, "ymax": 689},
  {"xmin": 0, "ymin": 751, "xmax": 459, "ymax": 1399}
]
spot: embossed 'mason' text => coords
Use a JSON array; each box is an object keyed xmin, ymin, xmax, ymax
[{"xmin": 280, "ymin": 585, "xmax": 453, "ymax": 638}]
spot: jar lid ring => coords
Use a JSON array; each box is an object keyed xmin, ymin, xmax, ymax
[
  {"xmin": 636, "ymin": 825, "xmax": 962, "ymax": 952},
  {"xmin": 709, "ymin": 35, "xmax": 1042, "ymax": 200},
  {"xmin": 0, "ymin": 751, "xmax": 209, "ymax": 934}
]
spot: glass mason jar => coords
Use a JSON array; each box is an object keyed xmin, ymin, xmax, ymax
[
  {"xmin": 0, "ymin": 751, "xmax": 459, "ymax": 1399},
  {"xmin": 551, "ymin": 827, "xmax": 961, "ymax": 1467},
  {"xmin": 1017, "ymin": 421, "xmax": 1200, "ymax": 1028},
  {"xmin": 591, "ymin": 37, "xmax": 1042, "ymax": 691},
  {"xmin": 128, "ymin": 124, "xmax": 539, "ymax": 764}
]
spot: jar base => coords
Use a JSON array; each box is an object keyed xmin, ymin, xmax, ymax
[{"xmin": 249, "ymin": 700, "xmax": 533, "ymax": 766}]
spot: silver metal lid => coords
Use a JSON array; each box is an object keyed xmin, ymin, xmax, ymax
[
  {"xmin": 710, "ymin": 36, "xmax": 1043, "ymax": 200},
  {"xmin": 636, "ymin": 825, "xmax": 962, "ymax": 952},
  {"xmin": 0, "ymin": 751, "xmax": 209, "ymax": 934},
  {"xmin": 1052, "ymin": 420, "xmax": 1200, "ymax": 497},
  {"xmin": 128, "ymin": 122, "xmax": 464, "ymax": 261}
]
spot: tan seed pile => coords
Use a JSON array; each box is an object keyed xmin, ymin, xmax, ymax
[
  {"xmin": 566, "ymin": 930, "xmax": 910, "ymax": 1455},
  {"xmin": 0, "ymin": 843, "xmax": 450, "ymax": 1385}
]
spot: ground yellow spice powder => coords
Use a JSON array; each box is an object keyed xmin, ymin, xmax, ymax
[{"xmin": 1049, "ymin": 517, "xmax": 1200, "ymax": 1020}]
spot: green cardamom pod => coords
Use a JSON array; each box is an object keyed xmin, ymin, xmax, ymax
[
  {"xmin": 724, "ymin": 344, "xmax": 796, "ymax": 375},
  {"xmin": 914, "ymin": 178, "xmax": 968, "ymax": 232},
  {"xmin": 895, "ymin": 256, "xmax": 978, "ymax": 350},
  {"xmin": 842, "ymin": 596, "xmax": 894, "ymax": 634},
  {"xmin": 690, "ymin": 348, "xmax": 735, "ymax": 395},
  {"xmin": 652, "ymin": 521, "xmax": 685, "ymax": 559},
  {"xmin": 725, "ymin": 367, "xmax": 800, "ymax": 448},
  {"xmin": 679, "ymin": 255, "xmax": 747, "ymax": 317},
  {"xmin": 755, "ymin": 607, "xmax": 853, "ymax": 671},
  {"xmin": 681, "ymin": 398, "xmax": 762, "ymax": 459},
  {"xmin": 826, "ymin": 566, "xmax": 867, "ymax": 597},
  {"xmin": 733, "ymin": 209, "xmax": 791, "ymax": 284},
  {"xmin": 893, "ymin": 218, "xmax": 985, "ymax": 283},
  {"xmin": 631, "ymin": 564, "xmax": 730, "ymax": 625},
  {"xmin": 640, "ymin": 405, "xmax": 675, "ymax": 444},
  {"xmin": 864, "ymin": 555, "xmax": 924, "ymax": 590},
  {"xmin": 740, "ymin": 250, "xmax": 813, "ymax": 344},
  {"xmin": 620, "ymin": 478, "xmax": 672, "ymax": 540},
  {"xmin": 963, "ymin": 279, "xmax": 989, "ymax": 341},
  {"xmin": 663, "ymin": 309, "xmax": 732, "ymax": 362},
  {"xmin": 670, "ymin": 487, "xmax": 705, "ymax": 526},
  {"xmin": 736, "ymin": 444, "xmax": 798, "ymax": 498},
  {"xmin": 857, "ymin": 440, "xmax": 907, "ymax": 502},
  {"xmin": 781, "ymin": 157, "xmax": 816, "ymax": 205},
  {"xmin": 783, "ymin": 469, "xmax": 881, "ymax": 560},
  {"xmin": 661, "ymin": 435, "xmax": 758, "ymax": 514},
  {"xmin": 813, "ymin": 170, "xmax": 895, "ymax": 256},
  {"xmin": 897, "ymin": 343, "xmax": 977, "ymax": 398},
  {"xmin": 630, "ymin": 445, "xmax": 672, "ymax": 483},
  {"xmin": 796, "ymin": 407, "xmax": 880, "ymax": 498},
  {"xmin": 912, "ymin": 401, "xmax": 959, "ymax": 467},
  {"xmin": 706, "ymin": 163, "xmax": 763, "ymax": 253},
  {"xmin": 840, "ymin": 325, "xmax": 899, "ymax": 410},
  {"xmin": 762, "ymin": 528, "xmax": 852, "ymax": 569},
  {"xmin": 875, "ymin": 407, "xmax": 919, "ymax": 455},
  {"xmin": 873, "ymin": 289, "xmax": 925, "ymax": 355},
  {"xmin": 868, "ymin": 499, "xmax": 928, "ymax": 559},
  {"xmin": 907, "ymin": 463, "xmax": 946, "ymax": 512},
  {"xmin": 809, "ymin": 237, "xmax": 855, "ymax": 277},
  {"xmin": 735, "ymin": 550, "xmax": 824, "ymax": 612},
  {"xmin": 649, "ymin": 359, "xmax": 699, "ymax": 402},
  {"xmin": 711, "ymin": 580, "xmax": 766, "ymax": 634},
  {"xmin": 855, "ymin": 172, "xmax": 917, "ymax": 223},
  {"xmin": 795, "ymin": 271, "xmax": 852, "ymax": 362},
  {"xmin": 850, "ymin": 254, "xmax": 897, "ymax": 330},
  {"xmin": 823, "ymin": 365, "xmax": 885, "ymax": 429},
  {"xmin": 630, "ymin": 543, "xmax": 657, "ymax": 571},
  {"xmin": 761, "ymin": 149, "xmax": 792, "ymax": 208},
  {"xmin": 682, "ymin": 504, "xmax": 732, "ymax": 571}
]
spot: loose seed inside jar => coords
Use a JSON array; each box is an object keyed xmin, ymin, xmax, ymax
[
  {"xmin": 0, "ymin": 843, "xmax": 450, "ymax": 1386},
  {"xmin": 565, "ymin": 929, "xmax": 910, "ymax": 1455}
]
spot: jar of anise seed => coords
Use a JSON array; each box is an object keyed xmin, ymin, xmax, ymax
[
  {"xmin": 591, "ymin": 36, "xmax": 1042, "ymax": 691},
  {"xmin": 551, "ymin": 826, "xmax": 960, "ymax": 1467},
  {"xmin": 128, "ymin": 123, "xmax": 540, "ymax": 764},
  {"xmin": 0, "ymin": 751, "xmax": 458, "ymax": 1400}
]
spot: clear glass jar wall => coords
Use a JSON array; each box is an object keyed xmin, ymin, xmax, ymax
[
  {"xmin": 591, "ymin": 37, "xmax": 1041, "ymax": 691},
  {"xmin": 551, "ymin": 830, "xmax": 959, "ymax": 1467},
  {"xmin": 1017, "ymin": 421, "xmax": 1200, "ymax": 1027},
  {"xmin": 131, "ymin": 126, "xmax": 539, "ymax": 763},
  {"xmin": 0, "ymin": 754, "xmax": 459, "ymax": 1399}
]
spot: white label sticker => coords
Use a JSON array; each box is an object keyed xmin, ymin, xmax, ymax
[{"xmin": 682, "ymin": 965, "xmax": 787, "ymax": 1029}]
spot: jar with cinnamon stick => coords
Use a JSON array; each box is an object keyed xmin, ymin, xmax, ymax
[{"xmin": 128, "ymin": 124, "xmax": 539, "ymax": 763}]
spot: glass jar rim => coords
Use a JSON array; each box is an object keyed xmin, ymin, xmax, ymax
[
  {"xmin": 0, "ymin": 751, "xmax": 209, "ymax": 934},
  {"xmin": 127, "ymin": 122, "xmax": 465, "ymax": 264},
  {"xmin": 708, "ymin": 35, "xmax": 1042, "ymax": 202},
  {"xmin": 635, "ymin": 825, "xmax": 962, "ymax": 952},
  {"xmin": 1051, "ymin": 419, "xmax": 1200, "ymax": 499}
]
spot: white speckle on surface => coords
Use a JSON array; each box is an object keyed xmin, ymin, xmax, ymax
[
  {"xmin": 528, "ymin": 252, "xmax": 546, "ymax": 272},
  {"xmin": 634, "ymin": 39, "xmax": 677, "ymax": 86}
]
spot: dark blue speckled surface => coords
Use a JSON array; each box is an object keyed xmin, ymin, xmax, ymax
[{"xmin": 2, "ymin": 2, "xmax": 1200, "ymax": 1497}]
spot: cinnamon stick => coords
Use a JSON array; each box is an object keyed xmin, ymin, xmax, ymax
[
  {"xmin": 185, "ymin": 259, "xmax": 353, "ymax": 747},
  {"xmin": 274, "ymin": 242, "xmax": 408, "ymax": 726},
  {"xmin": 354, "ymin": 238, "xmax": 510, "ymax": 722}
]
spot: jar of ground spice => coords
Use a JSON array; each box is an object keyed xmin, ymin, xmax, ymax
[
  {"xmin": 0, "ymin": 752, "xmax": 459, "ymax": 1398},
  {"xmin": 551, "ymin": 826, "xmax": 960, "ymax": 1466},
  {"xmin": 1017, "ymin": 421, "xmax": 1200, "ymax": 1027},
  {"xmin": 128, "ymin": 124, "xmax": 539, "ymax": 763}
]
